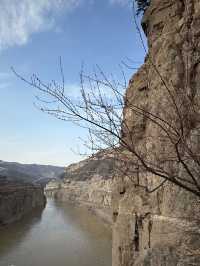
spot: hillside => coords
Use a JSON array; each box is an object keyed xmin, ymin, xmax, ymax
[{"xmin": 0, "ymin": 160, "xmax": 64, "ymax": 185}]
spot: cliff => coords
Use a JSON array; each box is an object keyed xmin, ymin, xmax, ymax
[
  {"xmin": 113, "ymin": 0, "xmax": 200, "ymax": 265},
  {"xmin": 0, "ymin": 177, "xmax": 46, "ymax": 226},
  {"xmin": 45, "ymin": 151, "xmax": 115, "ymax": 224}
]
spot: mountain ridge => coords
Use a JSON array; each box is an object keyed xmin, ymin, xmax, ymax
[{"xmin": 0, "ymin": 160, "xmax": 65, "ymax": 184}]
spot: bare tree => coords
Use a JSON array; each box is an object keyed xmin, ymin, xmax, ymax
[
  {"xmin": 12, "ymin": 56, "xmax": 200, "ymax": 198},
  {"xmin": 12, "ymin": 0, "xmax": 200, "ymax": 198}
]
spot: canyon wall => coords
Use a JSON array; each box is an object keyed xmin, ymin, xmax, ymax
[
  {"xmin": 45, "ymin": 1, "xmax": 200, "ymax": 264},
  {"xmin": 112, "ymin": 0, "xmax": 200, "ymax": 265},
  {"xmin": 0, "ymin": 179, "xmax": 46, "ymax": 226},
  {"xmin": 45, "ymin": 152, "xmax": 114, "ymax": 224}
]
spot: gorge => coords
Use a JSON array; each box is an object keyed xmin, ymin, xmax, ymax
[
  {"xmin": 45, "ymin": 151, "xmax": 115, "ymax": 225},
  {"xmin": 0, "ymin": 159, "xmax": 112, "ymax": 266},
  {"xmin": 46, "ymin": 0, "xmax": 200, "ymax": 265},
  {"xmin": 0, "ymin": 161, "xmax": 64, "ymax": 226},
  {"xmin": 1, "ymin": 0, "xmax": 200, "ymax": 265}
]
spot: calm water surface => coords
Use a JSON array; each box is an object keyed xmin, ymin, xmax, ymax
[{"xmin": 0, "ymin": 199, "xmax": 111, "ymax": 266}]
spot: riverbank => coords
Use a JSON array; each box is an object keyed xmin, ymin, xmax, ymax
[
  {"xmin": 45, "ymin": 177, "xmax": 112, "ymax": 225},
  {"xmin": 45, "ymin": 152, "xmax": 115, "ymax": 226}
]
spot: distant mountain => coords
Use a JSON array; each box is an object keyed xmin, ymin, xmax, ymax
[{"xmin": 0, "ymin": 160, "xmax": 65, "ymax": 185}]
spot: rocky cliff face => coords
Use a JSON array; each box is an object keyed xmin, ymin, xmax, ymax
[
  {"xmin": 45, "ymin": 152, "xmax": 115, "ymax": 224},
  {"xmin": 0, "ymin": 178, "xmax": 46, "ymax": 226},
  {"xmin": 113, "ymin": 0, "xmax": 200, "ymax": 265}
]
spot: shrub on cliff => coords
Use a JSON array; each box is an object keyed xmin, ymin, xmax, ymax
[{"xmin": 135, "ymin": 0, "xmax": 150, "ymax": 15}]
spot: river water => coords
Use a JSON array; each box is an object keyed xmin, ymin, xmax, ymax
[{"xmin": 0, "ymin": 199, "xmax": 112, "ymax": 266}]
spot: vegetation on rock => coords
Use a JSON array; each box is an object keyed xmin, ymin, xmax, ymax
[{"xmin": 135, "ymin": 0, "xmax": 150, "ymax": 15}]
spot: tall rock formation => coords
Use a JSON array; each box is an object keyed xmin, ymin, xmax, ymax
[
  {"xmin": 112, "ymin": 0, "xmax": 200, "ymax": 265},
  {"xmin": 0, "ymin": 178, "xmax": 46, "ymax": 226},
  {"xmin": 45, "ymin": 151, "xmax": 115, "ymax": 224}
]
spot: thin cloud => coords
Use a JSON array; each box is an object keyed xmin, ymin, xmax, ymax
[
  {"xmin": 0, "ymin": 72, "xmax": 12, "ymax": 79},
  {"xmin": 0, "ymin": 0, "xmax": 82, "ymax": 51},
  {"xmin": 0, "ymin": 72, "xmax": 13, "ymax": 89},
  {"xmin": 0, "ymin": 0, "xmax": 131, "ymax": 52},
  {"xmin": 0, "ymin": 83, "xmax": 11, "ymax": 90}
]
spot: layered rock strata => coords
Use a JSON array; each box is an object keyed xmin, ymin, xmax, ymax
[
  {"xmin": 112, "ymin": 0, "xmax": 200, "ymax": 265},
  {"xmin": 0, "ymin": 179, "xmax": 46, "ymax": 226},
  {"xmin": 47, "ymin": 178, "xmax": 112, "ymax": 224},
  {"xmin": 45, "ymin": 152, "xmax": 115, "ymax": 224}
]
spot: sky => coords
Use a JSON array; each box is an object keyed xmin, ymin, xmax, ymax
[{"xmin": 0, "ymin": 0, "xmax": 146, "ymax": 166}]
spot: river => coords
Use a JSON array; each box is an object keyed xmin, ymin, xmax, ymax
[{"xmin": 0, "ymin": 199, "xmax": 112, "ymax": 266}]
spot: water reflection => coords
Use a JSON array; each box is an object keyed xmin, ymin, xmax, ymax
[
  {"xmin": 54, "ymin": 200, "xmax": 111, "ymax": 239},
  {"xmin": 0, "ymin": 207, "xmax": 44, "ymax": 257},
  {"xmin": 0, "ymin": 199, "xmax": 111, "ymax": 266}
]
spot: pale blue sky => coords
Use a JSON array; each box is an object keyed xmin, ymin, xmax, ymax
[{"xmin": 0, "ymin": 0, "xmax": 146, "ymax": 166}]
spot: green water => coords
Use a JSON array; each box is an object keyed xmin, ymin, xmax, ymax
[{"xmin": 0, "ymin": 199, "xmax": 112, "ymax": 266}]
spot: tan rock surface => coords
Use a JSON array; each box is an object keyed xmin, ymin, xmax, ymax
[
  {"xmin": 0, "ymin": 179, "xmax": 46, "ymax": 225},
  {"xmin": 113, "ymin": 0, "xmax": 200, "ymax": 265},
  {"xmin": 45, "ymin": 152, "xmax": 115, "ymax": 224}
]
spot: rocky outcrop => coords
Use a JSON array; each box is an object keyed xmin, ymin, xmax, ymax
[
  {"xmin": 113, "ymin": 0, "xmax": 200, "ymax": 265},
  {"xmin": 45, "ymin": 152, "xmax": 114, "ymax": 224},
  {"xmin": 0, "ymin": 178, "xmax": 46, "ymax": 226}
]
